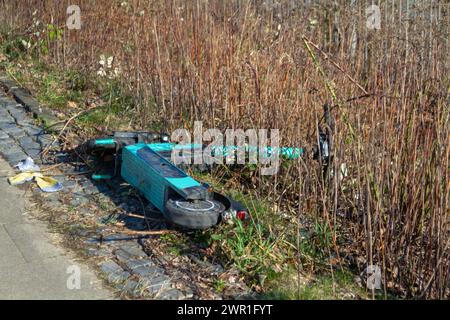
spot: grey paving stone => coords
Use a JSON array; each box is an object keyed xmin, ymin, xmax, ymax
[
  {"xmin": 4, "ymin": 152, "xmax": 28, "ymax": 165},
  {"xmin": 99, "ymin": 260, "xmax": 124, "ymax": 273},
  {"xmin": 99, "ymin": 260, "xmax": 130, "ymax": 283},
  {"xmin": 115, "ymin": 248, "xmax": 134, "ymax": 263},
  {"xmin": 22, "ymin": 125, "xmax": 43, "ymax": 137},
  {"xmin": 0, "ymin": 139, "xmax": 19, "ymax": 151},
  {"xmin": 19, "ymin": 136, "xmax": 41, "ymax": 152},
  {"xmin": 1, "ymin": 125, "xmax": 26, "ymax": 137},
  {"xmin": 0, "ymin": 121, "xmax": 16, "ymax": 130},
  {"xmin": 0, "ymin": 143, "xmax": 13, "ymax": 153},
  {"xmin": 124, "ymin": 280, "xmax": 139, "ymax": 291},
  {"xmin": 188, "ymin": 254, "xmax": 224, "ymax": 275},
  {"xmin": 74, "ymin": 227, "xmax": 91, "ymax": 238},
  {"xmin": 118, "ymin": 243, "xmax": 148, "ymax": 258},
  {"xmin": 84, "ymin": 237, "xmax": 102, "ymax": 245},
  {"xmin": 0, "ymin": 142, "xmax": 23, "ymax": 153},
  {"xmin": 101, "ymin": 233, "xmax": 133, "ymax": 243},
  {"xmin": 132, "ymin": 264, "xmax": 164, "ymax": 278},
  {"xmin": 0, "ymin": 114, "xmax": 15, "ymax": 123},
  {"xmin": 9, "ymin": 110, "xmax": 27, "ymax": 123},
  {"xmin": 6, "ymin": 105, "xmax": 25, "ymax": 113},
  {"xmin": 125, "ymin": 258, "xmax": 152, "ymax": 271},
  {"xmin": 36, "ymin": 134, "xmax": 54, "ymax": 146},
  {"xmin": 0, "ymin": 97, "xmax": 9, "ymax": 105},
  {"xmin": 109, "ymin": 270, "xmax": 131, "ymax": 283},
  {"xmin": 86, "ymin": 247, "xmax": 111, "ymax": 257},
  {"xmin": 16, "ymin": 118, "xmax": 34, "ymax": 126},
  {"xmin": 142, "ymin": 274, "xmax": 171, "ymax": 295},
  {"xmin": 120, "ymin": 279, "xmax": 140, "ymax": 296},
  {"xmin": 12, "ymin": 115, "xmax": 27, "ymax": 124},
  {"xmin": 18, "ymin": 136, "xmax": 34, "ymax": 145},
  {"xmin": 183, "ymin": 287, "xmax": 194, "ymax": 299},
  {"xmin": 0, "ymin": 131, "xmax": 11, "ymax": 141},
  {"xmin": 24, "ymin": 148, "xmax": 41, "ymax": 159},
  {"xmin": 4, "ymin": 103, "xmax": 22, "ymax": 112},
  {"xmin": 158, "ymin": 288, "xmax": 185, "ymax": 300}
]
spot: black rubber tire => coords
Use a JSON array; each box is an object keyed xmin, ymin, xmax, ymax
[{"xmin": 165, "ymin": 197, "xmax": 225, "ymax": 229}]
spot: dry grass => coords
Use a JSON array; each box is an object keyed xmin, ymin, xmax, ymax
[{"xmin": 0, "ymin": 0, "xmax": 449, "ymax": 299}]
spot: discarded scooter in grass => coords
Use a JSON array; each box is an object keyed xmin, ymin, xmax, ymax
[
  {"xmin": 82, "ymin": 132, "xmax": 251, "ymax": 229},
  {"xmin": 81, "ymin": 105, "xmax": 333, "ymax": 230}
]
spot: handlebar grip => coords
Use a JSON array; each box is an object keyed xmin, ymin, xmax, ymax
[{"xmin": 85, "ymin": 138, "xmax": 117, "ymax": 154}]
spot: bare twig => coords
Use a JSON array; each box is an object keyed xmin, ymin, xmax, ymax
[
  {"xmin": 40, "ymin": 105, "xmax": 97, "ymax": 158},
  {"xmin": 111, "ymin": 229, "xmax": 174, "ymax": 236},
  {"xmin": 302, "ymin": 35, "xmax": 368, "ymax": 95}
]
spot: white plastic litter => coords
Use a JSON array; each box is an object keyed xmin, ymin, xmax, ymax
[{"xmin": 15, "ymin": 157, "xmax": 40, "ymax": 172}]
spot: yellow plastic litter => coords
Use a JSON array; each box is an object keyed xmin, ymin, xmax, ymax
[
  {"xmin": 35, "ymin": 175, "xmax": 62, "ymax": 192},
  {"xmin": 8, "ymin": 172, "xmax": 62, "ymax": 192},
  {"xmin": 8, "ymin": 172, "xmax": 41, "ymax": 185}
]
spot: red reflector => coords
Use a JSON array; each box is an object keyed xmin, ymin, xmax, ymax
[{"xmin": 236, "ymin": 211, "xmax": 247, "ymax": 221}]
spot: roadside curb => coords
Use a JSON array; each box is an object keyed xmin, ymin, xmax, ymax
[{"xmin": 0, "ymin": 76, "xmax": 61, "ymax": 130}]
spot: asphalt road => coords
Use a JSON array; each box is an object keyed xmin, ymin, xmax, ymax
[{"xmin": 0, "ymin": 156, "xmax": 113, "ymax": 299}]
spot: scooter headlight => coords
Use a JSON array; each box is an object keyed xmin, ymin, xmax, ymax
[{"xmin": 161, "ymin": 134, "xmax": 170, "ymax": 142}]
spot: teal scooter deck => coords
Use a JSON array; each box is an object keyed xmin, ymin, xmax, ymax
[{"xmin": 121, "ymin": 144, "xmax": 205, "ymax": 213}]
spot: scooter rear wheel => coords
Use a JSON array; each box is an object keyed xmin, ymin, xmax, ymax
[{"xmin": 165, "ymin": 197, "xmax": 226, "ymax": 229}]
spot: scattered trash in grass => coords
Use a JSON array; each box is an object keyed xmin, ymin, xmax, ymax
[{"xmin": 8, "ymin": 157, "xmax": 62, "ymax": 192}]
